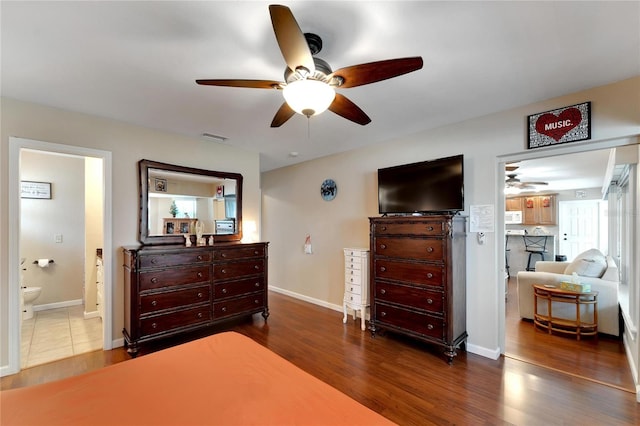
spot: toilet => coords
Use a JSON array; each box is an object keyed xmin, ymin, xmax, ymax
[{"xmin": 22, "ymin": 286, "xmax": 42, "ymax": 320}]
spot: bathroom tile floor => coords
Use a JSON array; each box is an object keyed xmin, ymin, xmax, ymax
[{"xmin": 21, "ymin": 305, "xmax": 102, "ymax": 369}]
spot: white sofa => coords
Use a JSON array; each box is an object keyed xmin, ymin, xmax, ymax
[{"xmin": 517, "ymin": 255, "xmax": 620, "ymax": 336}]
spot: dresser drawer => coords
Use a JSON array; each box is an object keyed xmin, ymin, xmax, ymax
[
  {"xmin": 345, "ymin": 269, "xmax": 362, "ymax": 284},
  {"xmin": 375, "ymin": 237, "xmax": 444, "ymax": 262},
  {"xmin": 375, "ymin": 281, "xmax": 443, "ymax": 314},
  {"xmin": 213, "ymin": 259, "xmax": 265, "ymax": 280},
  {"xmin": 140, "ymin": 285, "xmax": 210, "ymax": 314},
  {"xmin": 374, "ymin": 222, "xmax": 444, "ymax": 236},
  {"xmin": 344, "ymin": 282, "xmax": 362, "ymax": 296},
  {"xmin": 140, "ymin": 306, "xmax": 210, "ymax": 336},
  {"xmin": 345, "ymin": 256, "xmax": 364, "ymax": 270},
  {"xmin": 139, "ymin": 266, "xmax": 211, "ymax": 291},
  {"xmin": 139, "ymin": 251, "xmax": 211, "ymax": 269},
  {"xmin": 374, "ymin": 259, "xmax": 443, "ymax": 287},
  {"xmin": 375, "ymin": 302, "xmax": 444, "ymax": 340},
  {"xmin": 213, "ymin": 293, "xmax": 265, "ymax": 319},
  {"xmin": 214, "ymin": 277, "xmax": 265, "ymax": 299},
  {"xmin": 344, "ymin": 249, "xmax": 367, "ymax": 257},
  {"xmin": 213, "ymin": 245, "xmax": 265, "ymax": 261}
]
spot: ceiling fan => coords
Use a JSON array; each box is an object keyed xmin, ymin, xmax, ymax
[
  {"xmin": 505, "ymin": 173, "xmax": 548, "ymax": 189},
  {"xmin": 196, "ymin": 4, "xmax": 423, "ymax": 128}
]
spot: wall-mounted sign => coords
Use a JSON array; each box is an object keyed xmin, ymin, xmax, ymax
[
  {"xmin": 21, "ymin": 181, "xmax": 52, "ymax": 199},
  {"xmin": 527, "ymin": 101, "xmax": 591, "ymax": 149}
]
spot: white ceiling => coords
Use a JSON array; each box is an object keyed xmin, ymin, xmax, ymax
[{"xmin": 2, "ymin": 1, "xmax": 639, "ymax": 172}]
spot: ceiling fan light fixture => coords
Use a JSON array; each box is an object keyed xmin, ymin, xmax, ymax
[{"xmin": 282, "ymin": 79, "xmax": 335, "ymax": 117}]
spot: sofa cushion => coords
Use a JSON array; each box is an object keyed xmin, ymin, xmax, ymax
[{"xmin": 564, "ymin": 249, "xmax": 607, "ymax": 278}]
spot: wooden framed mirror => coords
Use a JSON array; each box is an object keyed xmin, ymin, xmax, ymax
[{"xmin": 139, "ymin": 159, "xmax": 243, "ymax": 245}]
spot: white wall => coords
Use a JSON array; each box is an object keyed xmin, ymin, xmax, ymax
[
  {"xmin": 0, "ymin": 97, "xmax": 262, "ymax": 368},
  {"xmin": 262, "ymin": 76, "xmax": 640, "ymax": 362}
]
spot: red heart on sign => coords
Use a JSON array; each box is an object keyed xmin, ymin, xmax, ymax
[{"xmin": 535, "ymin": 108, "xmax": 582, "ymax": 141}]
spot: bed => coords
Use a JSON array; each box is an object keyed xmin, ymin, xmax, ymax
[{"xmin": 1, "ymin": 331, "xmax": 395, "ymax": 425}]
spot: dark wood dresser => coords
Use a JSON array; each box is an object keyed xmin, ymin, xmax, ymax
[
  {"xmin": 123, "ymin": 242, "xmax": 268, "ymax": 355},
  {"xmin": 369, "ymin": 215, "xmax": 467, "ymax": 363}
]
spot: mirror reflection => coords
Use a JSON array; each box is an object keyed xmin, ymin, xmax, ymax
[
  {"xmin": 139, "ymin": 159, "xmax": 243, "ymax": 245},
  {"xmin": 148, "ymin": 168, "xmax": 237, "ymax": 236}
]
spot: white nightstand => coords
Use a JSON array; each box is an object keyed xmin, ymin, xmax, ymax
[{"xmin": 343, "ymin": 248, "xmax": 370, "ymax": 330}]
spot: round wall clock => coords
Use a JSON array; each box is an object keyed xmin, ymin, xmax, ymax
[{"xmin": 320, "ymin": 179, "xmax": 337, "ymax": 201}]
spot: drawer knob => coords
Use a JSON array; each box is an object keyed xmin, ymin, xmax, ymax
[
  {"xmin": 427, "ymin": 298, "xmax": 433, "ymax": 304},
  {"xmin": 221, "ymin": 307, "xmax": 227, "ymax": 312},
  {"xmin": 254, "ymin": 299, "xmax": 260, "ymax": 304},
  {"xmin": 380, "ymin": 289, "xmax": 386, "ymax": 295},
  {"xmin": 222, "ymin": 288, "xmax": 227, "ymax": 294},
  {"xmin": 427, "ymin": 273, "xmax": 433, "ymax": 279},
  {"xmin": 197, "ymin": 292, "xmax": 203, "ymax": 298},
  {"xmin": 380, "ymin": 244, "xmax": 386, "ymax": 249},
  {"xmin": 381, "ymin": 311, "xmax": 387, "ymax": 317},
  {"xmin": 427, "ymin": 324, "xmax": 434, "ymax": 330},
  {"xmin": 254, "ymin": 265, "xmax": 260, "ymax": 270},
  {"xmin": 254, "ymin": 282, "xmax": 260, "ymax": 287},
  {"xmin": 380, "ymin": 266, "xmax": 386, "ymax": 272},
  {"xmin": 197, "ymin": 255, "xmax": 203, "ymax": 261},
  {"xmin": 151, "ymin": 258, "xmax": 158, "ymax": 264},
  {"xmin": 197, "ymin": 272, "xmax": 203, "ymax": 278},
  {"xmin": 197, "ymin": 312, "xmax": 203, "ymax": 318},
  {"xmin": 428, "ymin": 226, "xmax": 434, "ymax": 231},
  {"xmin": 254, "ymin": 250, "xmax": 259, "ymax": 255},
  {"xmin": 151, "ymin": 300, "xmax": 157, "ymax": 306},
  {"xmin": 427, "ymin": 247, "xmax": 434, "ymax": 253},
  {"xmin": 381, "ymin": 226, "xmax": 387, "ymax": 231},
  {"xmin": 350, "ymin": 278, "xmax": 354, "ymax": 283},
  {"xmin": 350, "ymin": 271, "xmax": 354, "ymax": 275},
  {"xmin": 151, "ymin": 322, "xmax": 157, "ymax": 329},
  {"xmin": 221, "ymin": 269, "xmax": 226, "ymax": 274},
  {"xmin": 151, "ymin": 277, "xmax": 158, "ymax": 284}
]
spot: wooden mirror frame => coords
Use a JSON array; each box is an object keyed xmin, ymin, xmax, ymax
[{"xmin": 139, "ymin": 159, "xmax": 243, "ymax": 245}]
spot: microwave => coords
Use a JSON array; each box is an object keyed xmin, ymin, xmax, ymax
[{"xmin": 505, "ymin": 210, "xmax": 523, "ymax": 224}]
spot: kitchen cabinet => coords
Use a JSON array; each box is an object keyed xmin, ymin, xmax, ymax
[
  {"xmin": 506, "ymin": 197, "xmax": 524, "ymax": 212},
  {"xmin": 523, "ymin": 195, "xmax": 557, "ymax": 225}
]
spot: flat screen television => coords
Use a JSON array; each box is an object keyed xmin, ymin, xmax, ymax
[{"xmin": 377, "ymin": 154, "xmax": 464, "ymax": 214}]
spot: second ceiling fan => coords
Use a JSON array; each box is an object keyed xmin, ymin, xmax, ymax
[{"xmin": 196, "ymin": 4, "xmax": 423, "ymax": 127}]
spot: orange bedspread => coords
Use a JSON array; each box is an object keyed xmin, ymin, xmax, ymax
[{"xmin": 1, "ymin": 331, "xmax": 394, "ymax": 425}]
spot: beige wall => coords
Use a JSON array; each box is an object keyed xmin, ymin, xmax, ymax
[
  {"xmin": 20, "ymin": 151, "xmax": 85, "ymax": 305},
  {"xmin": 0, "ymin": 97, "xmax": 262, "ymax": 368},
  {"xmin": 85, "ymin": 157, "xmax": 104, "ymax": 313},
  {"xmin": 262, "ymin": 76, "xmax": 640, "ymax": 361}
]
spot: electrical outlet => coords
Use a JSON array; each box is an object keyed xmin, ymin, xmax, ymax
[{"xmin": 55, "ymin": 234, "xmax": 63, "ymax": 243}]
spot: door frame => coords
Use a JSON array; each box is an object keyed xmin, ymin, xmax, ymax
[
  {"xmin": 7, "ymin": 137, "xmax": 113, "ymax": 375},
  {"xmin": 496, "ymin": 136, "xmax": 639, "ymax": 354}
]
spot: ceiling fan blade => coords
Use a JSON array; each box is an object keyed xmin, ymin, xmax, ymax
[
  {"xmin": 329, "ymin": 57, "xmax": 423, "ymax": 89},
  {"xmin": 328, "ymin": 93, "xmax": 371, "ymax": 125},
  {"xmin": 270, "ymin": 102, "xmax": 296, "ymax": 127},
  {"xmin": 196, "ymin": 79, "xmax": 282, "ymax": 89},
  {"xmin": 269, "ymin": 5, "xmax": 315, "ymax": 74}
]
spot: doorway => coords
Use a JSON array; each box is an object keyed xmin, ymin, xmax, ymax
[
  {"xmin": 7, "ymin": 137, "xmax": 113, "ymax": 375},
  {"xmin": 498, "ymin": 139, "xmax": 638, "ymax": 390}
]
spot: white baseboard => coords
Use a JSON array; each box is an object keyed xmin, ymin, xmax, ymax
[
  {"xmin": 34, "ymin": 299, "xmax": 82, "ymax": 311},
  {"xmin": 466, "ymin": 343, "xmax": 501, "ymax": 360},
  {"xmin": 84, "ymin": 310, "xmax": 100, "ymax": 320},
  {"xmin": 269, "ymin": 286, "xmax": 343, "ymax": 313}
]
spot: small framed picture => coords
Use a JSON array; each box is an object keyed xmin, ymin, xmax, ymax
[
  {"xmin": 21, "ymin": 181, "xmax": 52, "ymax": 199},
  {"xmin": 527, "ymin": 102, "xmax": 591, "ymax": 149},
  {"xmin": 154, "ymin": 178, "xmax": 167, "ymax": 192}
]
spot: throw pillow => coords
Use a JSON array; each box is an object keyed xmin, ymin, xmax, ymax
[{"xmin": 564, "ymin": 249, "xmax": 607, "ymax": 278}]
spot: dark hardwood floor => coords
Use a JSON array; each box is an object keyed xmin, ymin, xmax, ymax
[
  {"xmin": 3, "ymin": 290, "xmax": 639, "ymax": 425},
  {"xmin": 504, "ymin": 277, "xmax": 635, "ymax": 392}
]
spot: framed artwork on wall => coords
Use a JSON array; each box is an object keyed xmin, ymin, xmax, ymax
[
  {"xmin": 527, "ymin": 102, "xmax": 591, "ymax": 149},
  {"xmin": 20, "ymin": 181, "xmax": 52, "ymax": 199}
]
